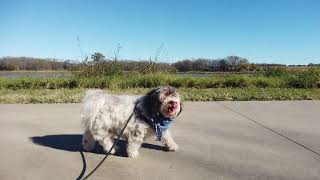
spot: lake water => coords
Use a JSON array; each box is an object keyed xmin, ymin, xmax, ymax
[{"xmin": 0, "ymin": 71, "xmax": 71, "ymax": 78}]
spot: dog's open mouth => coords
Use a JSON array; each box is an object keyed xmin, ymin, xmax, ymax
[{"xmin": 168, "ymin": 101, "xmax": 178, "ymax": 114}]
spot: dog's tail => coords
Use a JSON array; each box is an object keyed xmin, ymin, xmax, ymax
[
  {"xmin": 83, "ymin": 89, "xmax": 103, "ymax": 100},
  {"xmin": 81, "ymin": 89, "xmax": 104, "ymax": 129}
]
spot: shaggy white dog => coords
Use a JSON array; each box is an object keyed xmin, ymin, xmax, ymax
[{"xmin": 81, "ymin": 86, "xmax": 182, "ymax": 158}]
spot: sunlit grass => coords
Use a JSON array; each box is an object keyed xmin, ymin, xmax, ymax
[
  {"xmin": 0, "ymin": 70, "xmax": 319, "ymax": 90},
  {"xmin": 1, "ymin": 88, "xmax": 320, "ymax": 103},
  {"xmin": 0, "ymin": 69, "xmax": 319, "ymax": 103}
]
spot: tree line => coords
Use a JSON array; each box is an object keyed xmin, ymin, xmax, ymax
[
  {"xmin": 172, "ymin": 56, "xmax": 254, "ymax": 72},
  {"xmin": 0, "ymin": 57, "xmax": 74, "ymax": 71},
  {"xmin": 0, "ymin": 54, "xmax": 318, "ymax": 72}
]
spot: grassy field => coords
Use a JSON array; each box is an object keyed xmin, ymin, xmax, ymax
[
  {"xmin": 0, "ymin": 69, "xmax": 319, "ymax": 103},
  {"xmin": 1, "ymin": 70, "xmax": 319, "ymax": 89},
  {"xmin": 1, "ymin": 88, "xmax": 320, "ymax": 103}
]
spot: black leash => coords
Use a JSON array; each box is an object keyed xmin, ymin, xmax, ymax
[
  {"xmin": 77, "ymin": 111, "xmax": 135, "ymax": 180},
  {"xmin": 219, "ymin": 103, "xmax": 320, "ymax": 158}
]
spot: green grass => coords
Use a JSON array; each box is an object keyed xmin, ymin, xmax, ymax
[
  {"xmin": 0, "ymin": 70, "xmax": 319, "ymax": 90},
  {"xmin": 1, "ymin": 88, "xmax": 320, "ymax": 103},
  {"xmin": 0, "ymin": 69, "xmax": 319, "ymax": 103}
]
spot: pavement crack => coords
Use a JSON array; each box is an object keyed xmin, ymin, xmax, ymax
[{"xmin": 217, "ymin": 102, "xmax": 320, "ymax": 158}]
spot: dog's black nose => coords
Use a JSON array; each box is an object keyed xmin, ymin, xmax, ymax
[{"xmin": 169, "ymin": 101, "xmax": 178, "ymax": 108}]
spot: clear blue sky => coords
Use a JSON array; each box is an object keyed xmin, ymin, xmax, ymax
[{"xmin": 1, "ymin": 0, "xmax": 319, "ymax": 64}]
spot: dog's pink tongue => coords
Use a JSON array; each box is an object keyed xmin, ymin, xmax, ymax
[{"xmin": 168, "ymin": 101, "xmax": 178, "ymax": 112}]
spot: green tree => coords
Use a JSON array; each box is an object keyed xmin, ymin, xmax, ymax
[{"xmin": 91, "ymin": 52, "xmax": 105, "ymax": 63}]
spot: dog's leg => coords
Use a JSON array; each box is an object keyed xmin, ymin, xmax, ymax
[
  {"xmin": 127, "ymin": 125, "xmax": 147, "ymax": 158},
  {"xmin": 98, "ymin": 136, "xmax": 117, "ymax": 154},
  {"xmin": 82, "ymin": 130, "xmax": 96, "ymax": 151},
  {"xmin": 162, "ymin": 130, "xmax": 179, "ymax": 151}
]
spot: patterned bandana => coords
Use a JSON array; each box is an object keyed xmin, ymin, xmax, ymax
[
  {"xmin": 134, "ymin": 108, "xmax": 173, "ymax": 141},
  {"xmin": 149, "ymin": 116, "xmax": 173, "ymax": 141}
]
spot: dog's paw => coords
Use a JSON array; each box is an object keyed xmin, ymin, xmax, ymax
[
  {"xmin": 107, "ymin": 148, "xmax": 116, "ymax": 155},
  {"xmin": 105, "ymin": 146, "xmax": 118, "ymax": 154},
  {"xmin": 127, "ymin": 151, "xmax": 139, "ymax": 158},
  {"xmin": 166, "ymin": 143, "xmax": 179, "ymax": 151}
]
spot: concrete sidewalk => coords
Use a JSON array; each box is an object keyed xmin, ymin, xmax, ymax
[{"xmin": 0, "ymin": 102, "xmax": 319, "ymax": 180}]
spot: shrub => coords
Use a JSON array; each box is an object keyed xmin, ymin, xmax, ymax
[
  {"xmin": 264, "ymin": 67, "xmax": 288, "ymax": 77},
  {"xmin": 223, "ymin": 76, "xmax": 249, "ymax": 88},
  {"xmin": 287, "ymin": 69, "xmax": 320, "ymax": 88},
  {"xmin": 73, "ymin": 60, "xmax": 123, "ymax": 77}
]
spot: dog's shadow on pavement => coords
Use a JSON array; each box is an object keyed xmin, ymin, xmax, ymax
[
  {"xmin": 30, "ymin": 134, "xmax": 166, "ymax": 157},
  {"xmin": 31, "ymin": 134, "xmax": 167, "ymax": 180}
]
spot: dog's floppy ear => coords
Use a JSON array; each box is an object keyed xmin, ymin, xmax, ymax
[
  {"xmin": 144, "ymin": 87, "xmax": 162, "ymax": 114},
  {"xmin": 147, "ymin": 86, "xmax": 162, "ymax": 102}
]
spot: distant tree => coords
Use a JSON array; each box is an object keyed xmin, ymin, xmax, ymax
[
  {"xmin": 223, "ymin": 56, "xmax": 242, "ymax": 71},
  {"xmin": 219, "ymin": 59, "xmax": 228, "ymax": 71},
  {"xmin": 239, "ymin": 58, "xmax": 249, "ymax": 71},
  {"xmin": 249, "ymin": 63, "xmax": 257, "ymax": 71},
  {"xmin": 209, "ymin": 60, "xmax": 220, "ymax": 71},
  {"xmin": 172, "ymin": 59, "xmax": 193, "ymax": 72},
  {"xmin": 91, "ymin": 52, "xmax": 105, "ymax": 63},
  {"xmin": 192, "ymin": 59, "xmax": 210, "ymax": 71},
  {"xmin": 308, "ymin": 63, "xmax": 320, "ymax": 67}
]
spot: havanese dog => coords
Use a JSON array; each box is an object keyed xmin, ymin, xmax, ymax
[{"xmin": 81, "ymin": 86, "xmax": 183, "ymax": 158}]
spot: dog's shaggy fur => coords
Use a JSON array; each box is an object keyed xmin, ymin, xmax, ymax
[{"xmin": 81, "ymin": 86, "xmax": 182, "ymax": 158}]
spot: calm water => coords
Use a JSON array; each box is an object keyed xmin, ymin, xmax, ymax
[
  {"xmin": 0, "ymin": 71, "xmax": 71, "ymax": 78},
  {"xmin": 176, "ymin": 73, "xmax": 210, "ymax": 77}
]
